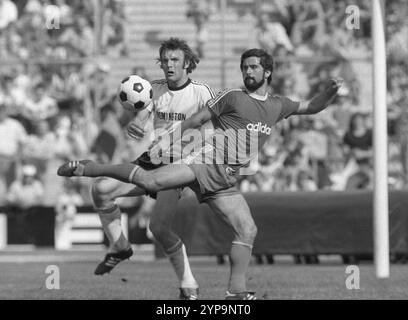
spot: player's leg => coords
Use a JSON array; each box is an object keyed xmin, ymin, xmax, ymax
[
  {"xmin": 207, "ymin": 193, "xmax": 257, "ymax": 299},
  {"xmin": 150, "ymin": 190, "xmax": 199, "ymax": 299},
  {"xmin": 92, "ymin": 177, "xmax": 146, "ymax": 252},
  {"xmin": 58, "ymin": 161, "xmax": 197, "ymax": 192},
  {"xmin": 91, "ymin": 177, "xmax": 146, "ymax": 275}
]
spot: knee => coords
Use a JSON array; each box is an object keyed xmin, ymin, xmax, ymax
[
  {"xmin": 237, "ymin": 220, "xmax": 257, "ymax": 243},
  {"xmin": 246, "ymin": 223, "xmax": 258, "ymax": 241},
  {"xmin": 149, "ymin": 218, "xmax": 171, "ymax": 239},
  {"xmin": 91, "ymin": 178, "xmax": 116, "ymax": 208}
]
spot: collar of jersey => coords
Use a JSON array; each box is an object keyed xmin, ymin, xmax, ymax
[
  {"xmin": 247, "ymin": 91, "xmax": 268, "ymax": 101},
  {"xmin": 168, "ymin": 78, "xmax": 191, "ymax": 91}
]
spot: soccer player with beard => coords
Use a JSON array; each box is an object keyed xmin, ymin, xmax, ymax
[
  {"xmin": 58, "ymin": 48, "xmax": 342, "ymax": 300},
  {"xmin": 89, "ymin": 38, "xmax": 214, "ymax": 300}
]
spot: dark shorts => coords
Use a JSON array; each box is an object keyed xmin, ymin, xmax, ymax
[
  {"xmin": 132, "ymin": 152, "xmax": 182, "ymax": 199},
  {"xmin": 182, "ymin": 145, "xmax": 240, "ymax": 203}
]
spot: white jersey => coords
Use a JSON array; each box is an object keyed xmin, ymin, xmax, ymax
[
  {"xmin": 129, "ymin": 78, "xmax": 215, "ymax": 158},
  {"xmin": 147, "ymin": 78, "xmax": 215, "ymax": 135}
]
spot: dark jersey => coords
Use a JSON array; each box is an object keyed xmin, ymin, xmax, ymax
[{"xmin": 207, "ymin": 89, "xmax": 299, "ymax": 167}]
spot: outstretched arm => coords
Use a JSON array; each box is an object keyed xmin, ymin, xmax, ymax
[
  {"xmin": 148, "ymin": 106, "xmax": 213, "ymax": 157},
  {"xmin": 295, "ymin": 78, "xmax": 343, "ymax": 115},
  {"xmin": 174, "ymin": 106, "xmax": 213, "ymax": 136}
]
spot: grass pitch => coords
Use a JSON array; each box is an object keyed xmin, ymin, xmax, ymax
[{"xmin": 0, "ymin": 250, "xmax": 407, "ymax": 300}]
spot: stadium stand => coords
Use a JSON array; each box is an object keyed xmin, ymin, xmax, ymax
[{"xmin": 0, "ymin": 0, "xmax": 407, "ymax": 258}]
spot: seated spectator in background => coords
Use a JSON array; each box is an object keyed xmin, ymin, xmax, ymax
[
  {"xmin": 342, "ymin": 113, "xmax": 373, "ymax": 190},
  {"xmin": 132, "ymin": 66, "xmax": 150, "ymax": 81},
  {"xmin": 6, "ymin": 164, "xmax": 45, "ymax": 244},
  {"xmin": 22, "ymin": 119, "xmax": 57, "ymax": 176},
  {"xmin": 24, "ymin": 0, "xmax": 42, "ymax": 14},
  {"xmin": 53, "ymin": 114, "xmax": 88, "ymax": 160},
  {"xmin": 23, "ymin": 82, "xmax": 58, "ymax": 125},
  {"xmin": 7, "ymin": 164, "xmax": 44, "ymax": 210},
  {"xmin": 91, "ymin": 102, "xmax": 123, "ymax": 163},
  {"xmin": 290, "ymin": 0, "xmax": 325, "ymax": 48},
  {"xmin": 186, "ymin": 0, "xmax": 212, "ymax": 58},
  {"xmin": 0, "ymin": 0, "xmax": 18, "ymax": 30},
  {"xmin": 396, "ymin": 110, "xmax": 408, "ymax": 185},
  {"xmin": 298, "ymin": 117, "xmax": 332, "ymax": 189},
  {"xmin": 296, "ymin": 170, "xmax": 318, "ymax": 191},
  {"xmin": 44, "ymin": 0, "xmax": 74, "ymax": 26},
  {"xmin": 0, "ymin": 102, "xmax": 27, "ymax": 188},
  {"xmin": 54, "ymin": 178, "xmax": 84, "ymax": 250},
  {"xmin": 102, "ymin": 0, "xmax": 128, "ymax": 57},
  {"xmin": 59, "ymin": 16, "xmax": 94, "ymax": 57},
  {"xmin": 256, "ymin": 10, "xmax": 294, "ymax": 56}
]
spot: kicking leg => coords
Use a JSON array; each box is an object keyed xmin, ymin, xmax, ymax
[
  {"xmin": 207, "ymin": 193, "xmax": 257, "ymax": 299},
  {"xmin": 58, "ymin": 161, "xmax": 196, "ymax": 192},
  {"xmin": 91, "ymin": 177, "xmax": 146, "ymax": 275},
  {"xmin": 149, "ymin": 190, "xmax": 199, "ymax": 299}
]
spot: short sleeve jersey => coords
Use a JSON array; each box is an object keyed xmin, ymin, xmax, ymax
[
  {"xmin": 207, "ymin": 89, "xmax": 299, "ymax": 167},
  {"xmin": 146, "ymin": 78, "xmax": 215, "ymax": 135}
]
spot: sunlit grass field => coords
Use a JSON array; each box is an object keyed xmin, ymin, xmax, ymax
[{"xmin": 1, "ymin": 250, "xmax": 407, "ymax": 300}]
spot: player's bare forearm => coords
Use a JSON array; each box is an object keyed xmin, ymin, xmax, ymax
[
  {"xmin": 296, "ymin": 78, "xmax": 343, "ymax": 115},
  {"xmin": 180, "ymin": 106, "xmax": 212, "ymax": 135},
  {"xmin": 148, "ymin": 106, "xmax": 212, "ymax": 157}
]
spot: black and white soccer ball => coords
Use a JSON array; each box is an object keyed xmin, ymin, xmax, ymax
[{"xmin": 118, "ymin": 75, "xmax": 153, "ymax": 112}]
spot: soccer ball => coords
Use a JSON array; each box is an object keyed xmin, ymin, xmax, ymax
[{"xmin": 118, "ymin": 75, "xmax": 153, "ymax": 112}]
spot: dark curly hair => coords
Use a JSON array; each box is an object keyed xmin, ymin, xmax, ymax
[
  {"xmin": 240, "ymin": 48, "xmax": 274, "ymax": 84},
  {"xmin": 157, "ymin": 38, "xmax": 199, "ymax": 74}
]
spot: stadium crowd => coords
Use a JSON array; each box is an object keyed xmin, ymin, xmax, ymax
[
  {"xmin": 0, "ymin": 0, "xmax": 127, "ymax": 60},
  {"xmin": 0, "ymin": 0, "xmax": 407, "ymax": 211},
  {"xmin": 236, "ymin": 0, "xmax": 408, "ymax": 192}
]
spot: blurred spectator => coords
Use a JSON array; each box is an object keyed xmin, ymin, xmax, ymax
[
  {"xmin": 396, "ymin": 110, "xmax": 408, "ymax": 185},
  {"xmin": 22, "ymin": 119, "xmax": 57, "ymax": 176},
  {"xmin": 0, "ymin": 102, "xmax": 27, "ymax": 187},
  {"xmin": 186, "ymin": 0, "xmax": 213, "ymax": 58},
  {"xmin": 290, "ymin": 0, "xmax": 325, "ymax": 48},
  {"xmin": 59, "ymin": 16, "xmax": 94, "ymax": 57},
  {"xmin": 54, "ymin": 178, "xmax": 83, "ymax": 250},
  {"xmin": 342, "ymin": 113, "xmax": 373, "ymax": 190},
  {"xmin": 132, "ymin": 66, "xmax": 151, "ymax": 81},
  {"xmin": 0, "ymin": 0, "xmax": 18, "ymax": 30},
  {"xmin": 297, "ymin": 118, "xmax": 331, "ymax": 189},
  {"xmin": 53, "ymin": 114, "xmax": 88, "ymax": 160},
  {"xmin": 23, "ymin": 82, "xmax": 58, "ymax": 123},
  {"xmin": 7, "ymin": 164, "xmax": 44, "ymax": 209},
  {"xmin": 255, "ymin": 10, "xmax": 294, "ymax": 56},
  {"xmin": 102, "ymin": 0, "xmax": 128, "ymax": 57},
  {"xmin": 5, "ymin": 163, "xmax": 45, "ymax": 244},
  {"xmin": 296, "ymin": 170, "xmax": 318, "ymax": 191}
]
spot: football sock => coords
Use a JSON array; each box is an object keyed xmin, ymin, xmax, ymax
[
  {"xmin": 228, "ymin": 241, "xmax": 253, "ymax": 293},
  {"xmin": 83, "ymin": 163, "xmax": 138, "ymax": 184},
  {"xmin": 166, "ymin": 240, "xmax": 199, "ymax": 289},
  {"xmin": 98, "ymin": 204, "xmax": 130, "ymax": 253}
]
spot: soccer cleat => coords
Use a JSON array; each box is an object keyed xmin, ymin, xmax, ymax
[
  {"xmin": 179, "ymin": 287, "xmax": 199, "ymax": 300},
  {"xmin": 57, "ymin": 160, "xmax": 93, "ymax": 177},
  {"xmin": 94, "ymin": 247, "xmax": 133, "ymax": 275},
  {"xmin": 225, "ymin": 291, "xmax": 257, "ymax": 300}
]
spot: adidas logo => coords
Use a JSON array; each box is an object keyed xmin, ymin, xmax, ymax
[{"xmin": 246, "ymin": 122, "xmax": 272, "ymax": 135}]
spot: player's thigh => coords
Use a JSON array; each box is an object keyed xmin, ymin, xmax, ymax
[
  {"xmin": 207, "ymin": 193, "xmax": 255, "ymax": 234},
  {"xmin": 150, "ymin": 164, "xmax": 197, "ymax": 191},
  {"xmin": 149, "ymin": 189, "xmax": 180, "ymax": 228},
  {"xmin": 92, "ymin": 177, "xmax": 146, "ymax": 201}
]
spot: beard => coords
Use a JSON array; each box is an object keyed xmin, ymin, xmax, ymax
[{"xmin": 244, "ymin": 76, "xmax": 265, "ymax": 92}]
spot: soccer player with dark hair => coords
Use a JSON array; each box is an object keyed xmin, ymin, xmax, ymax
[
  {"xmin": 58, "ymin": 48, "xmax": 342, "ymax": 300},
  {"xmin": 89, "ymin": 37, "xmax": 214, "ymax": 300}
]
